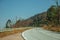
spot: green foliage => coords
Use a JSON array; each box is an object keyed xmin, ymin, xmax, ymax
[
  {"xmin": 6, "ymin": 19, "xmax": 12, "ymax": 28},
  {"xmin": 32, "ymin": 16, "xmax": 41, "ymax": 27},
  {"xmin": 47, "ymin": 5, "xmax": 60, "ymax": 26}
]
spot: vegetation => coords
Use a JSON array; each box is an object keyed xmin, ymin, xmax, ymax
[
  {"xmin": 11, "ymin": 4, "xmax": 60, "ymax": 27},
  {"xmin": 5, "ymin": 0, "xmax": 60, "ymax": 31},
  {"xmin": 6, "ymin": 19, "xmax": 12, "ymax": 28},
  {"xmin": 47, "ymin": 0, "xmax": 60, "ymax": 27},
  {"xmin": 0, "ymin": 27, "xmax": 32, "ymax": 38},
  {"xmin": 43, "ymin": 0, "xmax": 60, "ymax": 32}
]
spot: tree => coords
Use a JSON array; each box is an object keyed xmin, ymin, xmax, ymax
[
  {"xmin": 47, "ymin": 0, "xmax": 59, "ymax": 26},
  {"xmin": 47, "ymin": 6, "xmax": 56, "ymax": 24},
  {"xmin": 55, "ymin": 0, "xmax": 59, "ymax": 25},
  {"xmin": 33, "ymin": 16, "xmax": 41, "ymax": 27},
  {"xmin": 55, "ymin": 0, "xmax": 58, "ymax": 7},
  {"xmin": 6, "ymin": 19, "xmax": 12, "ymax": 28}
]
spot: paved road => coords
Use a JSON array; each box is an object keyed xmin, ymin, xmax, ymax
[
  {"xmin": 0, "ymin": 33, "xmax": 24, "ymax": 40},
  {"xmin": 22, "ymin": 28, "xmax": 60, "ymax": 40}
]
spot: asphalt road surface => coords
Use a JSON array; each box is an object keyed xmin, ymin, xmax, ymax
[{"xmin": 22, "ymin": 28, "xmax": 60, "ymax": 40}]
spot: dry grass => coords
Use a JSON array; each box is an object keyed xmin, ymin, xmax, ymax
[
  {"xmin": 0, "ymin": 27, "xmax": 32, "ymax": 38},
  {"xmin": 43, "ymin": 25, "xmax": 60, "ymax": 32}
]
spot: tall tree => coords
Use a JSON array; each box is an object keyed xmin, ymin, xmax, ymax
[
  {"xmin": 47, "ymin": 0, "xmax": 59, "ymax": 25},
  {"xmin": 55, "ymin": 0, "xmax": 58, "ymax": 7},
  {"xmin": 6, "ymin": 19, "xmax": 12, "ymax": 28},
  {"xmin": 55, "ymin": 0, "xmax": 59, "ymax": 24},
  {"xmin": 47, "ymin": 6, "xmax": 56, "ymax": 24}
]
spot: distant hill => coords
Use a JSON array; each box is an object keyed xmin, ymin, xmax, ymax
[
  {"xmin": 12, "ymin": 12, "xmax": 47, "ymax": 28},
  {"xmin": 12, "ymin": 5, "xmax": 60, "ymax": 28}
]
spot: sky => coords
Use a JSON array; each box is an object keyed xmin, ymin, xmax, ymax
[{"xmin": 0, "ymin": 0, "xmax": 60, "ymax": 28}]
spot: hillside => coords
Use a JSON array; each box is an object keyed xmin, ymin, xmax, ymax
[
  {"xmin": 13, "ymin": 12, "xmax": 47, "ymax": 28},
  {"xmin": 12, "ymin": 5, "xmax": 60, "ymax": 28}
]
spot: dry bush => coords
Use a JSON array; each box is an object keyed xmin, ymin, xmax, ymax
[
  {"xmin": 43, "ymin": 25, "xmax": 60, "ymax": 32},
  {"xmin": 0, "ymin": 27, "xmax": 32, "ymax": 38}
]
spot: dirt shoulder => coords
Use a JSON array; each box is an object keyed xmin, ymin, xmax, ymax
[
  {"xmin": 43, "ymin": 25, "xmax": 60, "ymax": 32},
  {"xmin": 0, "ymin": 27, "xmax": 32, "ymax": 38},
  {"xmin": 0, "ymin": 33, "xmax": 24, "ymax": 40}
]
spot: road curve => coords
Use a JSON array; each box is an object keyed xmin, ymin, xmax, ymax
[{"xmin": 22, "ymin": 28, "xmax": 60, "ymax": 40}]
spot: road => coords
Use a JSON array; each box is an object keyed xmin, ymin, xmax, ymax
[
  {"xmin": 22, "ymin": 28, "xmax": 60, "ymax": 40},
  {"xmin": 0, "ymin": 28, "xmax": 60, "ymax": 40}
]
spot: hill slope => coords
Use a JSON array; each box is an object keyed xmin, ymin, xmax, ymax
[
  {"xmin": 13, "ymin": 5, "xmax": 60, "ymax": 28},
  {"xmin": 13, "ymin": 12, "xmax": 47, "ymax": 27}
]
